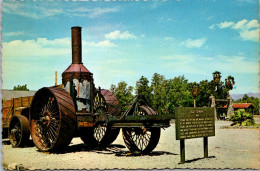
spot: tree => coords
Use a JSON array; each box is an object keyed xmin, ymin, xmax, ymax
[
  {"xmin": 213, "ymin": 71, "xmax": 221, "ymax": 84},
  {"xmin": 110, "ymin": 81, "xmax": 134, "ymax": 112},
  {"xmin": 150, "ymin": 73, "xmax": 168, "ymax": 114},
  {"xmin": 196, "ymin": 80, "xmax": 213, "ymax": 107},
  {"xmin": 13, "ymin": 84, "xmax": 29, "ymax": 91},
  {"xmin": 110, "ymin": 72, "xmax": 235, "ymax": 116},
  {"xmin": 225, "ymin": 75, "xmax": 235, "ymax": 90},
  {"xmin": 166, "ymin": 76, "xmax": 193, "ymax": 112},
  {"xmin": 150, "ymin": 74, "xmax": 193, "ymax": 114},
  {"xmin": 242, "ymin": 94, "xmax": 250, "ymax": 102},
  {"xmin": 135, "ymin": 76, "xmax": 152, "ymax": 104},
  {"xmin": 196, "ymin": 76, "xmax": 230, "ymax": 108}
]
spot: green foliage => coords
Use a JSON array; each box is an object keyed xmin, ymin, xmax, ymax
[
  {"xmin": 196, "ymin": 80, "xmax": 213, "ymax": 107},
  {"xmin": 135, "ymin": 76, "xmax": 152, "ymax": 104},
  {"xmin": 13, "ymin": 84, "xmax": 29, "ymax": 91},
  {"xmin": 150, "ymin": 73, "xmax": 168, "ymax": 114},
  {"xmin": 136, "ymin": 74, "xmax": 193, "ymax": 114},
  {"xmin": 164, "ymin": 76, "xmax": 193, "ymax": 113},
  {"xmin": 230, "ymin": 109, "xmax": 255, "ymax": 126},
  {"xmin": 235, "ymin": 94, "xmax": 259, "ymax": 114},
  {"xmin": 110, "ymin": 81, "xmax": 134, "ymax": 112},
  {"xmin": 225, "ymin": 75, "xmax": 235, "ymax": 90},
  {"xmin": 110, "ymin": 72, "xmax": 235, "ymax": 115},
  {"xmin": 196, "ymin": 78, "xmax": 229, "ymax": 107}
]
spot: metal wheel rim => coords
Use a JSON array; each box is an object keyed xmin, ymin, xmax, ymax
[
  {"xmin": 10, "ymin": 122, "xmax": 22, "ymax": 146},
  {"xmin": 133, "ymin": 107, "xmax": 152, "ymax": 151},
  {"xmin": 32, "ymin": 96, "xmax": 60, "ymax": 149},
  {"xmin": 130, "ymin": 127, "xmax": 151, "ymax": 151},
  {"xmin": 30, "ymin": 87, "xmax": 77, "ymax": 152}
]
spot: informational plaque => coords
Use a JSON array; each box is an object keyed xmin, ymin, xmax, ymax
[{"xmin": 175, "ymin": 107, "xmax": 215, "ymax": 140}]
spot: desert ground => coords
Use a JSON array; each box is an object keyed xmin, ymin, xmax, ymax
[{"xmin": 2, "ymin": 120, "xmax": 259, "ymax": 170}]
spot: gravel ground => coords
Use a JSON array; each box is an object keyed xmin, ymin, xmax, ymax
[{"xmin": 2, "ymin": 121, "xmax": 259, "ymax": 170}]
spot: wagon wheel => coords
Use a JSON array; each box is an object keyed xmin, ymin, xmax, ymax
[
  {"xmin": 80, "ymin": 89, "xmax": 120, "ymax": 148},
  {"xmin": 9, "ymin": 115, "xmax": 30, "ymax": 147},
  {"xmin": 30, "ymin": 87, "xmax": 77, "ymax": 152},
  {"xmin": 122, "ymin": 105, "xmax": 161, "ymax": 154}
]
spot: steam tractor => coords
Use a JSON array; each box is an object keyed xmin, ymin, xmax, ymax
[{"xmin": 4, "ymin": 27, "xmax": 175, "ymax": 154}]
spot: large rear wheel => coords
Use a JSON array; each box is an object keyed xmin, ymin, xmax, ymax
[{"xmin": 30, "ymin": 87, "xmax": 77, "ymax": 152}]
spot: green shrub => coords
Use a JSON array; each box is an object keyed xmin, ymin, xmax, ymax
[{"xmin": 230, "ymin": 109, "xmax": 255, "ymax": 126}]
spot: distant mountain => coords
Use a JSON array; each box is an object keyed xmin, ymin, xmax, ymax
[{"xmin": 231, "ymin": 92, "xmax": 260, "ymax": 101}]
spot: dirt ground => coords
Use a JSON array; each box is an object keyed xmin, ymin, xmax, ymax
[{"xmin": 2, "ymin": 121, "xmax": 259, "ymax": 170}]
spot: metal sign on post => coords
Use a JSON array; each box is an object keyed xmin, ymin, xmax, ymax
[{"xmin": 175, "ymin": 107, "xmax": 215, "ymax": 164}]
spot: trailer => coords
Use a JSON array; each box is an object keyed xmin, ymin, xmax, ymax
[
  {"xmin": 2, "ymin": 96, "xmax": 34, "ymax": 141},
  {"xmin": 3, "ymin": 26, "xmax": 175, "ymax": 154}
]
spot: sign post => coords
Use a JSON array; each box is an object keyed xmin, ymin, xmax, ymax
[
  {"xmin": 175, "ymin": 107, "xmax": 215, "ymax": 164},
  {"xmin": 180, "ymin": 139, "xmax": 185, "ymax": 164},
  {"xmin": 204, "ymin": 137, "xmax": 208, "ymax": 158}
]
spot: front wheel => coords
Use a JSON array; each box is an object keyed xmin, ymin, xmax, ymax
[
  {"xmin": 122, "ymin": 127, "xmax": 160, "ymax": 154},
  {"xmin": 9, "ymin": 115, "xmax": 30, "ymax": 147}
]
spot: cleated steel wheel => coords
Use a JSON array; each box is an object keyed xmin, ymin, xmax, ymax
[
  {"xmin": 122, "ymin": 105, "xmax": 161, "ymax": 154},
  {"xmin": 30, "ymin": 87, "xmax": 77, "ymax": 152},
  {"xmin": 80, "ymin": 89, "xmax": 120, "ymax": 148},
  {"xmin": 9, "ymin": 115, "xmax": 30, "ymax": 147},
  {"xmin": 122, "ymin": 127, "xmax": 160, "ymax": 154},
  {"xmin": 80, "ymin": 108, "xmax": 120, "ymax": 148}
]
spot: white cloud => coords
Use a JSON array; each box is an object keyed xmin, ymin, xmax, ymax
[
  {"xmin": 3, "ymin": 1, "xmax": 63, "ymax": 19},
  {"xmin": 239, "ymin": 28, "xmax": 259, "ymax": 42},
  {"xmin": 5, "ymin": 31, "xmax": 24, "ymax": 36},
  {"xmin": 209, "ymin": 24, "xmax": 215, "ymax": 29},
  {"xmin": 2, "ymin": 37, "xmax": 119, "ymax": 90},
  {"xmin": 181, "ymin": 38, "xmax": 207, "ymax": 48},
  {"xmin": 201, "ymin": 57, "xmax": 213, "ymax": 60},
  {"xmin": 2, "ymin": 37, "xmax": 116, "ymax": 60},
  {"xmin": 2, "ymin": 38, "xmax": 71, "ymax": 59},
  {"xmin": 89, "ymin": 7, "xmax": 120, "ymax": 18},
  {"xmin": 164, "ymin": 37, "xmax": 174, "ymax": 41},
  {"xmin": 215, "ymin": 55, "xmax": 258, "ymax": 74},
  {"xmin": 218, "ymin": 21, "xmax": 234, "ymax": 28},
  {"xmin": 246, "ymin": 19, "xmax": 259, "ymax": 29},
  {"xmin": 160, "ymin": 53, "xmax": 258, "ymax": 74},
  {"xmin": 105, "ymin": 30, "xmax": 137, "ymax": 40},
  {"xmin": 232, "ymin": 19, "xmax": 247, "ymax": 29},
  {"xmin": 69, "ymin": 7, "xmax": 120, "ymax": 18},
  {"xmin": 215, "ymin": 19, "xmax": 259, "ymax": 42},
  {"xmin": 3, "ymin": 1, "xmax": 120, "ymax": 19},
  {"xmin": 88, "ymin": 40, "xmax": 117, "ymax": 47}
]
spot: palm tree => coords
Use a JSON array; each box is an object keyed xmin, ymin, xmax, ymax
[
  {"xmin": 192, "ymin": 83, "xmax": 199, "ymax": 107},
  {"xmin": 225, "ymin": 75, "xmax": 235, "ymax": 90},
  {"xmin": 213, "ymin": 71, "xmax": 221, "ymax": 84}
]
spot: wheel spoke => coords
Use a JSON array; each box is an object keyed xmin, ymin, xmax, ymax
[{"xmin": 93, "ymin": 124, "xmax": 108, "ymax": 142}]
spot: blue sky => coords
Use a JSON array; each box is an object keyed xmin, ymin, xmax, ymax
[{"xmin": 1, "ymin": 0, "xmax": 259, "ymax": 95}]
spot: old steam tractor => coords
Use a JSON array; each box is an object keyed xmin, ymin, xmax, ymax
[{"xmin": 7, "ymin": 27, "xmax": 174, "ymax": 154}]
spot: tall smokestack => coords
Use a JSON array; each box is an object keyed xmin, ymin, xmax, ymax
[
  {"xmin": 62, "ymin": 26, "xmax": 92, "ymax": 86},
  {"xmin": 71, "ymin": 26, "xmax": 82, "ymax": 64}
]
